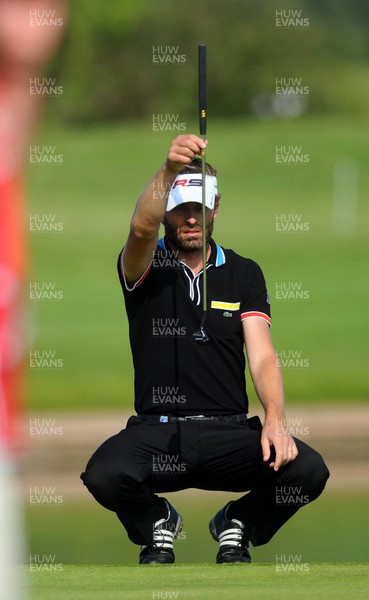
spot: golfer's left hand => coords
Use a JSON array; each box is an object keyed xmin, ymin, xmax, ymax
[{"xmin": 261, "ymin": 419, "xmax": 298, "ymax": 472}]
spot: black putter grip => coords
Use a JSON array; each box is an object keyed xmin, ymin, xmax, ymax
[{"xmin": 198, "ymin": 44, "xmax": 207, "ymax": 136}]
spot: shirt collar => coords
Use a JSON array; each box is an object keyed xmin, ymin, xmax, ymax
[{"xmin": 158, "ymin": 237, "xmax": 226, "ymax": 268}]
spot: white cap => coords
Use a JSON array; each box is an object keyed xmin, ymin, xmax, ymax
[{"xmin": 166, "ymin": 173, "xmax": 218, "ymax": 212}]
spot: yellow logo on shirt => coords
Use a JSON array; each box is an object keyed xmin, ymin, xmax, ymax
[{"xmin": 211, "ymin": 301, "xmax": 240, "ymax": 311}]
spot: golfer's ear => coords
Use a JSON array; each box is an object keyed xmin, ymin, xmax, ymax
[{"xmin": 213, "ymin": 195, "xmax": 221, "ymax": 218}]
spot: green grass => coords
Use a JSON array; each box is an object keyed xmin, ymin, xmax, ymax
[
  {"xmin": 27, "ymin": 115, "xmax": 369, "ymax": 409},
  {"xmin": 26, "ymin": 564, "xmax": 369, "ymax": 599}
]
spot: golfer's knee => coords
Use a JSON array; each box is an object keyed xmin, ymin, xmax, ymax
[
  {"xmin": 299, "ymin": 449, "xmax": 330, "ymax": 500},
  {"xmin": 80, "ymin": 461, "xmax": 122, "ymax": 510}
]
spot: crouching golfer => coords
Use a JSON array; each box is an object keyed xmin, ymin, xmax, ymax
[{"xmin": 81, "ymin": 134, "xmax": 329, "ymax": 564}]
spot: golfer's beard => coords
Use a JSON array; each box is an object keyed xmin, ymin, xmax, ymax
[{"xmin": 164, "ymin": 218, "xmax": 214, "ymax": 253}]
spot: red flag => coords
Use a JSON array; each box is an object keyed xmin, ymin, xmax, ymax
[{"xmin": 0, "ymin": 167, "xmax": 27, "ymax": 450}]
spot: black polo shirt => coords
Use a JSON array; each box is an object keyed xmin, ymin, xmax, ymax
[{"xmin": 117, "ymin": 237, "xmax": 271, "ymax": 416}]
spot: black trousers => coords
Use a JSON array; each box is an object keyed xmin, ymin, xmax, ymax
[{"xmin": 80, "ymin": 415, "xmax": 329, "ymax": 547}]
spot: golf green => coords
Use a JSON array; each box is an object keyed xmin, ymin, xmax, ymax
[{"xmin": 25, "ymin": 563, "xmax": 369, "ymax": 599}]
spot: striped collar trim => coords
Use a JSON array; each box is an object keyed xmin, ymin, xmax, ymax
[{"xmin": 158, "ymin": 237, "xmax": 226, "ymax": 268}]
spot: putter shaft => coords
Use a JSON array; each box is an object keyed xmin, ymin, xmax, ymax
[{"xmin": 201, "ymin": 140, "xmax": 207, "ymax": 315}]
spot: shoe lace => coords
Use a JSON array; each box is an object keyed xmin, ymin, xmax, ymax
[
  {"xmin": 219, "ymin": 518, "xmax": 248, "ymax": 554},
  {"xmin": 143, "ymin": 517, "xmax": 175, "ymax": 554}
]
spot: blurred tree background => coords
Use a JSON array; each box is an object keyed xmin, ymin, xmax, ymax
[{"xmin": 48, "ymin": 0, "xmax": 369, "ymax": 125}]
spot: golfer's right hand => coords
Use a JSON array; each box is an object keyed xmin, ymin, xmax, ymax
[{"xmin": 166, "ymin": 134, "xmax": 207, "ymax": 173}]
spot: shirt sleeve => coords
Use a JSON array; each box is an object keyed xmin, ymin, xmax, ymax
[
  {"xmin": 240, "ymin": 260, "xmax": 271, "ymax": 327},
  {"xmin": 117, "ymin": 248, "xmax": 153, "ymax": 293}
]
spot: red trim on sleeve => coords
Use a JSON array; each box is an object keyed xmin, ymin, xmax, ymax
[
  {"xmin": 240, "ymin": 311, "xmax": 271, "ymax": 326},
  {"xmin": 119, "ymin": 250, "xmax": 153, "ymax": 292}
]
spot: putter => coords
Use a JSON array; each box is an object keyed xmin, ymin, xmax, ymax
[{"xmin": 192, "ymin": 44, "xmax": 210, "ymax": 344}]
